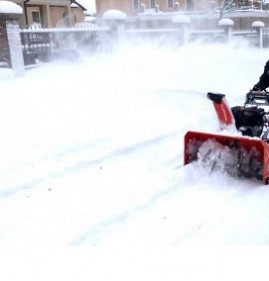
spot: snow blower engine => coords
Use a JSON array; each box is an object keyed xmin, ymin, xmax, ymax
[
  {"xmin": 232, "ymin": 91, "xmax": 269, "ymax": 139},
  {"xmin": 184, "ymin": 91, "xmax": 269, "ymax": 184}
]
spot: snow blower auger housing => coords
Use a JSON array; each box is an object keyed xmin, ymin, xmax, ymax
[{"xmin": 184, "ymin": 91, "xmax": 269, "ymax": 184}]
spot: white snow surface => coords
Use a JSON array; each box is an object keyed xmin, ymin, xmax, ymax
[
  {"xmin": 0, "ymin": 0, "xmax": 22, "ymax": 14},
  {"xmin": 218, "ymin": 18, "xmax": 234, "ymax": 26},
  {"xmin": 172, "ymin": 14, "xmax": 191, "ymax": 24},
  {"xmin": 1, "ymin": 42, "xmax": 269, "ymax": 279},
  {"xmin": 102, "ymin": 9, "xmax": 127, "ymax": 20}
]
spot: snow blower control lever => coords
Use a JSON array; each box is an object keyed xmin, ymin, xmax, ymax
[{"xmin": 245, "ymin": 91, "xmax": 269, "ymax": 106}]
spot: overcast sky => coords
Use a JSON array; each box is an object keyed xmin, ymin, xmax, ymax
[{"xmin": 80, "ymin": 0, "xmax": 96, "ymax": 13}]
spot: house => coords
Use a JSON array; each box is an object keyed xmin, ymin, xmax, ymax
[
  {"xmin": 95, "ymin": 0, "xmax": 219, "ymax": 16},
  {"xmin": 2, "ymin": 0, "xmax": 88, "ymax": 27},
  {"xmin": 95, "ymin": 0, "xmax": 269, "ymax": 15},
  {"xmin": 95, "ymin": 0, "xmax": 269, "ymax": 30}
]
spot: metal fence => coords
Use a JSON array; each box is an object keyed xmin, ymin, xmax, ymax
[
  {"xmin": 124, "ymin": 28, "xmax": 227, "ymax": 44},
  {"xmin": 20, "ymin": 27, "xmax": 109, "ymax": 65},
  {"xmin": 0, "ymin": 23, "xmax": 264, "ymax": 68},
  {"xmin": 0, "ymin": 21, "xmax": 10, "ymax": 67}
]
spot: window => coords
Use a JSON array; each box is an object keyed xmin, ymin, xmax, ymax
[
  {"xmin": 150, "ymin": 0, "xmax": 156, "ymax": 8},
  {"xmin": 62, "ymin": 11, "xmax": 67, "ymax": 19},
  {"xmin": 186, "ymin": 0, "xmax": 194, "ymax": 10},
  {"xmin": 62, "ymin": 11, "xmax": 69, "ymax": 25},
  {"xmin": 133, "ymin": 0, "xmax": 139, "ymax": 9},
  {"xmin": 32, "ymin": 11, "xmax": 41, "ymax": 23},
  {"xmin": 168, "ymin": 0, "xmax": 174, "ymax": 8}
]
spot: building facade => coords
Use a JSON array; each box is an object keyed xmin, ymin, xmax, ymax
[
  {"xmin": 95, "ymin": 0, "xmax": 269, "ymax": 30},
  {"xmin": 3, "ymin": 0, "xmax": 86, "ymax": 27},
  {"xmin": 95, "ymin": 0, "xmax": 223, "ymax": 16}
]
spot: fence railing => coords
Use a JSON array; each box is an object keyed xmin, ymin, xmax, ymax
[
  {"xmin": 18, "ymin": 26, "xmax": 229, "ymax": 66},
  {"xmin": 0, "ymin": 21, "xmax": 265, "ymax": 70},
  {"xmin": 20, "ymin": 26, "xmax": 110, "ymax": 65},
  {"xmin": 0, "ymin": 23, "xmax": 10, "ymax": 67}
]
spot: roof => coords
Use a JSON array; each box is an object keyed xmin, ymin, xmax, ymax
[
  {"xmin": 75, "ymin": 0, "xmax": 96, "ymax": 14},
  {"xmin": 71, "ymin": 0, "xmax": 87, "ymax": 11}
]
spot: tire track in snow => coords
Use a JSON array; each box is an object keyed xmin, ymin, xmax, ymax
[
  {"xmin": 0, "ymin": 138, "xmax": 108, "ymax": 174},
  {"xmin": 0, "ymin": 131, "xmax": 182, "ymax": 199},
  {"xmin": 70, "ymin": 166, "xmax": 183, "ymax": 245},
  {"xmin": 70, "ymin": 164, "xmax": 261, "ymax": 246},
  {"xmin": 0, "ymin": 88, "xmax": 203, "ymax": 199},
  {"xmin": 0, "ymin": 138, "xmax": 109, "ymax": 195}
]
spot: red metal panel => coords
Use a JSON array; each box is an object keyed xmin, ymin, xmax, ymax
[
  {"xmin": 184, "ymin": 130, "xmax": 269, "ymax": 184},
  {"xmin": 212, "ymin": 97, "xmax": 234, "ymax": 128}
]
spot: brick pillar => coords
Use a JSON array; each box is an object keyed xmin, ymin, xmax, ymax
[
  {"xmin": 103, "ymin": 10, "xmax": 127, "ymax": 41},
  {"xmin": 0, "ymin": 2, "xmax": 24, "ymax": 75},
  {"xmin": 43, "ymin": 5, "xmax": 51, "ymax": 28},
  {"xmin": 218, "ymin": 18, "xmax": 234, "ymax": 43},
  {"xmin": 252, "ymin": 21, "xmax": 265, "ymax": 48},
  {"xmin": 6, "ymin": 20, "xmax": 25, "ymax": 75},
  {"xmin": 172, "ymin": 15, "xmax": 191, "ymax": 45},
  {"xmin": 66, "ymin": 5, "xmax": 72, "ymax": 27}
]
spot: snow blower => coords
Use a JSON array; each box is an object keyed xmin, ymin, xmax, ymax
[{"xmin": 184, "ymin": 91, "xmax": 269, "ymax": 184}]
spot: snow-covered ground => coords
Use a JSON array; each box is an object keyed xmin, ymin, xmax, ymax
[{"xmin": 1, "ymin": 42, "xmax": 269, "ymax": 279}]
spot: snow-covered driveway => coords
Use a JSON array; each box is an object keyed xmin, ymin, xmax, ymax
[{"xmin": 1, "ymin": 43, "xmax": 269, "ymax": 248}]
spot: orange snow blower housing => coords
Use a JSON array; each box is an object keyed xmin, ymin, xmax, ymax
[{"xmin": 184, "ymin": 91, "xmax": 269, "ymax": 184}]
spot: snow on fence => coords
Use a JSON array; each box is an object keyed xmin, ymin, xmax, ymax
[
  {"xmin": 0, "ymin": 18, "xmax": 266, "ymax": 71},
  {"xmin": 0, "ymin": 3, "xmax": 267, "ymax": 71},
  {"xmin": 20, "ymin": 26, "xmax": 109, "ymax": 65},
  {"xmin": 18, "ymin": 25, "xmax": 229, "ymax": 66}
]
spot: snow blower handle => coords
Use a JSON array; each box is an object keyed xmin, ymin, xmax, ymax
[{"xmin": 245, "ymin": 91, "xmax": 269, "ymax": 106}]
